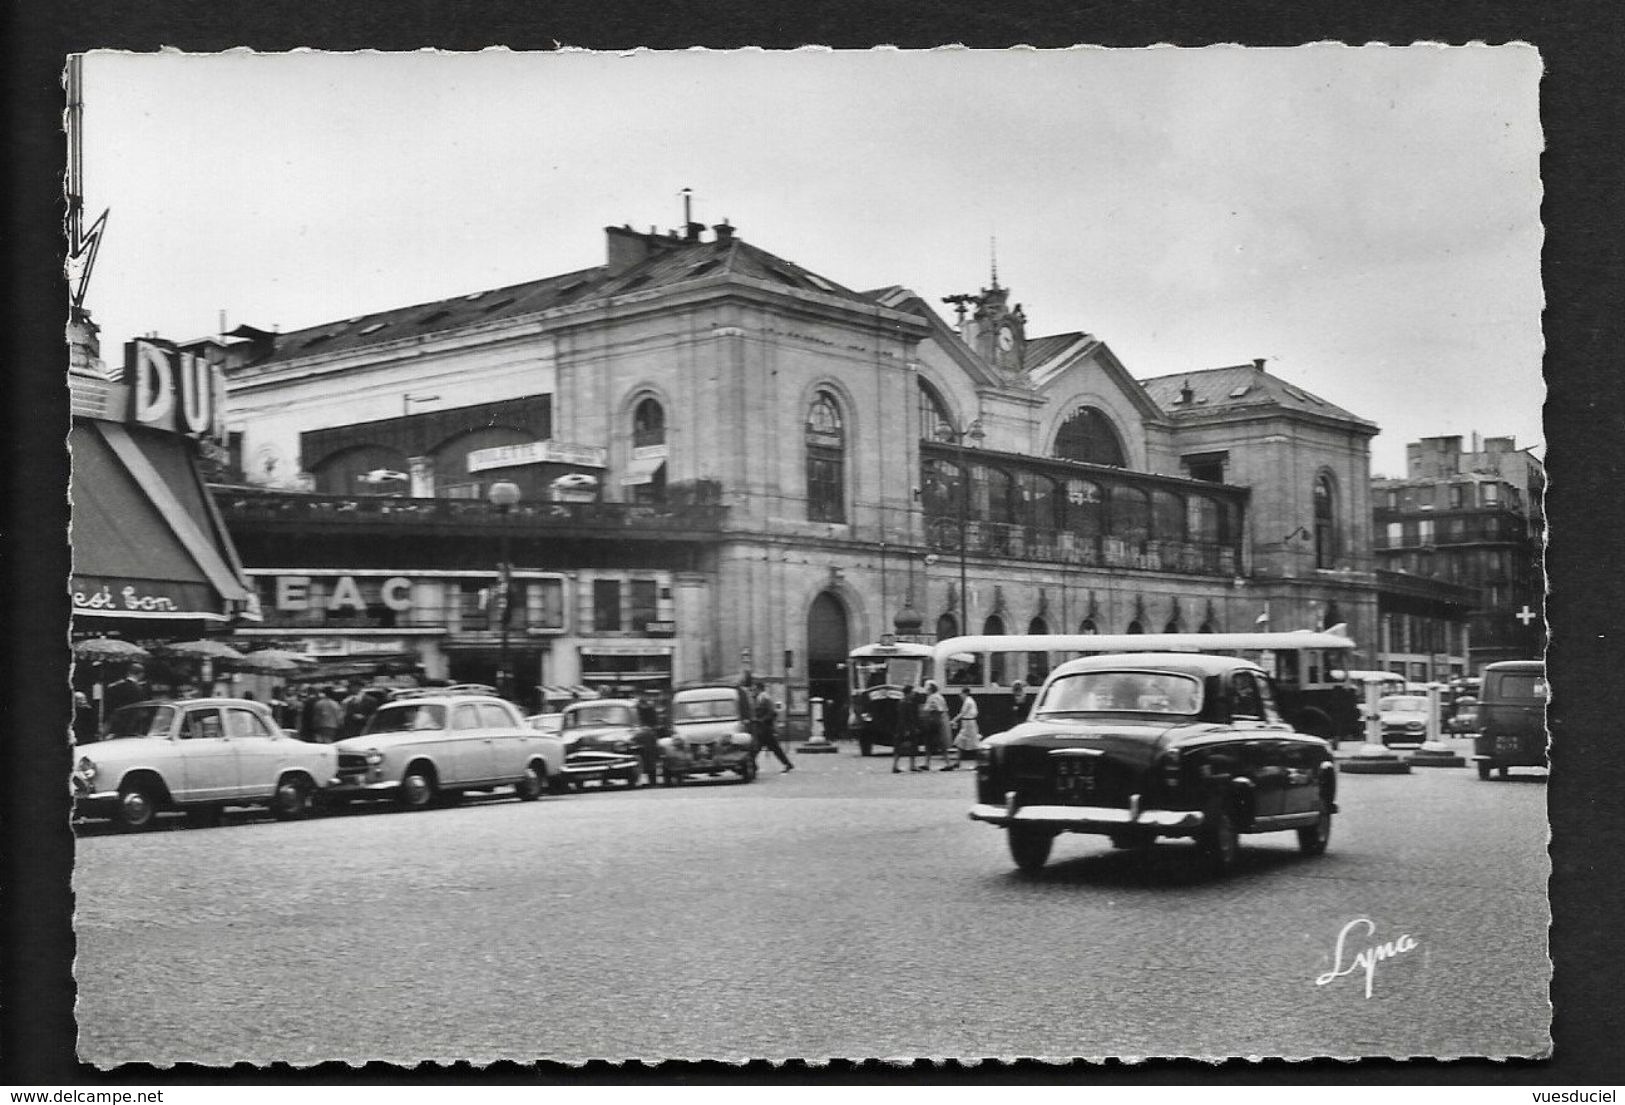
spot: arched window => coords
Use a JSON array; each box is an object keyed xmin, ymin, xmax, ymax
[
  {"xmin": 1198, "ymin": 620, "xmax": 1216, "ymax": 633},
  {"xmin": 312, "ymin": 444, "xmax": 414, "ymax": 497},
  {"xmin": 917, "ymin": 380, "xmax": 954, "ymax": 442},
  {"xmin": 983, "ymin": 614, "xmax": 1009, "ymax": 685},
  {"xmin": 1053, "ymin": 406, "xmax": 1127, "ymax": 467},
  {"xmin": 805, "ymin": 391, "xmax": 845, "ymax": 523},
  {"xmin": 632, "ymin": 397, "xmax": 666, "ymax": 448},
  {"xmin": 1323, "ymin": 601, "xmax": 1342, "ymax": 630},
  {"xmin": 1079, "ymin": 618, "xmax": 1098, "ymax": 635},
  {"xmin": 1126, "ymin": 620, "xmax": 1145, "ymax": 634},
  {"xmin": 1314, "ymin": 473, "xmax": 1337, "ymax": 568},
  {"xmin": 936, "ymin": 613, "xmax": 959, "ymax": 641},
  {"xmin": 1163, "ymin": 618, "xmax": 1181, "ymax": 633}
]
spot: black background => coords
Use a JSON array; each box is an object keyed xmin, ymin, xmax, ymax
[{"xmin": 5, "ymin": 0, "xmax": 1622, "ymax": 1086}]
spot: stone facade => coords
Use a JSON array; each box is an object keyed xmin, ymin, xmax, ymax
[{"xmin": 210, "ymin": 220, "xmax": 1383, "ymax": 722}]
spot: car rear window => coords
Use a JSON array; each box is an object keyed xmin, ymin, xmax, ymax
[
  {"xmin": 1037, "ymin": 671, "xmax": 1203, "ymax": 715},
  {"xmin": 1492, "ymin": 673, "xmax": 1548, "ymax": 702},
  {"xmin": 671, "ymin": 694, "xmax": 740, "ymax": 722},
  {"xmin": 103, "ymin": 703, "xmax": 175, "ymax": 740}
]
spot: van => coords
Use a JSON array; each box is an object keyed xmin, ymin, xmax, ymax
[{"xmin": 1472, "ymin": 660, "xmax": 1547, "ymax": 780}]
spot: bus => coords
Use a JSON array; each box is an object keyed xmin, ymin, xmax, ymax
[{"xmin": 847, "ymin": 628, "xmax": 1361, "ymax": 753}]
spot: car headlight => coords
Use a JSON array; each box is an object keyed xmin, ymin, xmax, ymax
[
  {"xmin": 1407, "ymin": 721, "xmax": 1424, "ymax": 730},
  {"xmin": 612, "ymin": 740, "xmax": 630, "ymax": 753},
  {"xmin": 365, "ymin": 751, "xmax": 385, "ymax": 765},
  {"xmin": 76, "ymin": 756, "xmax": 97, "ymax": 780}
]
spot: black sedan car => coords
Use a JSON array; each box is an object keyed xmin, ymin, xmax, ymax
[{"xmin": 969, "ymin": 653, "xmax": 1337, "ymax": 876}]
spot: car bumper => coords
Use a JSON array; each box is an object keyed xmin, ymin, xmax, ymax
[{"xmin": 969, "ymin": 795, "xmax": 1205, "ymax": 836}]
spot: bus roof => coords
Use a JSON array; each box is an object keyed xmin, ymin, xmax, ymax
[{"xmin": 931, "ymin": 627, "xmax": 1355, "ymax": 663}]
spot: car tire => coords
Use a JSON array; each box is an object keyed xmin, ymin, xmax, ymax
[
  {"xmin": 1297, "ymin": 793, "xmax": 1333, "ymax": 856},
  {"xmin": 1198, "ymin": 802, "xmax": 1241, "ymax": 876},
  {"xmin": 1476, "ymin": 761, "xmax": 1493, "ymax": 781},
  {"xmin": 514, "ymin": 764, "xmax": 544, "ymax": 802},
  {"xmin": 738, "ymin": 757, "xmax": 758, "ymax": 783},
  {"xmin": 115, "ymin": 781, "xmax": 161, "ymax": 831},
  {"xmin": 1008, "ymin": 826, "xmax": 1054, "ymax": 873},
  {"xmin": 397, "ymin": 766, "xmax": 437, "ymax": 810},
  {"xmin": 271, "ymin": 775, "xmax": 314, "ymax": 821}
]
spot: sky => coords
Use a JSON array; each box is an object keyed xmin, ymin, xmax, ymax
[{"xmin": 76, "ymin": 46, "xmax": 1544, "ymax": 477}]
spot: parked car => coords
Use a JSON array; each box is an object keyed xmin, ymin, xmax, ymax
[
  {"xmin": 331, "ymin": 692, "xmax": 565, "ymax": 808},
  {"xmin": 525, "ymin": 713, "xmax": 565, "ymax": 737},
  {"xmin": 555, "ymin": 699, "xmax": 648, "ymax": 789},
  {"xmin": 1472, "ymin": 660, "xmax": 1547, "ymax": 780},
  {"xmin": 660, "ymin": 684, "xmax": 759, "ymax": 785},
  {"xmin": 969, "ymin": 654, "xmax": 1337, "ymax": 876},
  {"xmin": 73, "ymin": 697, "xmax": 339, "ymax": 830},
  {"xmin": 1377, "ymin": 694, "xmax": 1432, "ymax": 745}
]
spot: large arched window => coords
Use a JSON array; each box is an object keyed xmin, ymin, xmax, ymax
[
  {"xmin": 312, "ymin": 444, "xmax": 414, "ymax": 497},
  {"xmin": 917, "ymin": 380, "xmax": 954, "ymax": 442},
  {"xmin": 632, "ymin": 397, "xmax": 666, "ymax": 447},
  {"xmin": 1053, "ymin": 406, "xmax": 1127, "ymax": 467},
  {"xmin": 1314, "ymin": 473, "xmax": 1337, "ymax": 568},
  {"xmin": 936, "ymin": 613, "xmax": 959, "ymax": 641},
  {"xmin": 805, "ymin": 391, "xmax": 846, "ymax": 523}
]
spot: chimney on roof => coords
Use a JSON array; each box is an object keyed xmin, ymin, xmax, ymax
[
  {"xmin": 1179, "ymin": 378, "xmax": 1195, "ymax": 406},
  {"xmin": 1253, "ymin": 357, "xmax": 1266, "ymax": 371},
  {"xmin": 713, "ymin": 219, "xmax": 735, "ymax": 243}
]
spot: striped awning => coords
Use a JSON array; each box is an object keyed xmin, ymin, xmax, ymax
[{"xmin": 540, "ymin": 684, "xmax": 598, "ymax": 700}]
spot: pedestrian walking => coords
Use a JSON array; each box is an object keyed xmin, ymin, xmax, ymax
[
  {"xmin": 1009, "ymin": 680, "xmax": 1031, "ymax": 727},
  {"xmin": 340, "ymin": 680, "xmax": 377, "ymax": 739},
  {"xmin": 949, "ymin": 687, "xmax": 980, "ymax": 766},
  {"xmin": 310, "ymin": 686, "xmax": 343, "ymax": 743},
  {"xmin": 72, "ymin": 690, "xmax": 99, "ymax": 745},
  {"xmin": 752, "ymin": 682, "xmax": 793, "ymax": 772},
  {"xmin": 891, "ymin": 685, "xmax": 922, "ymax": 773},
  {"xmin": 921, "ymin": 681, "xmax": 952, "ymax": 770}
]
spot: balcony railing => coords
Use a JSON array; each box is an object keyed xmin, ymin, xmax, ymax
[
  {"xmin": 926, "ymin": 517, "xmax": 1238, "ymax": 576},
  {"xmin": 214, "ymin": 486, "xmax": 728, "ymax": 537}
]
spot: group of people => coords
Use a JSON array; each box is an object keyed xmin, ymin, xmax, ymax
[
  {"xmin": 268, "ymin": 681, "xmax": 380, "ymax": 743},
  {"xmin": 889, "ymin": 681, "xmax": 1003, "ymax": 773}
]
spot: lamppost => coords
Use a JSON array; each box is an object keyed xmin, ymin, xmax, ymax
[
  {"xmin": 487, "ymin": 479, "xmax": 521, "ymax": 701},
  {"xmin": 936, "ymin": 418, "xmax": 985, "ymax": 636}
]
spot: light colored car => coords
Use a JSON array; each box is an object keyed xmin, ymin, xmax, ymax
[
  {"xmin": 73, "ymin": 697, "xmax": 339, "ymax": 830},
  {"xmin": 660, "ymin": 684, "xmax": 759, "ymax": 785},
  {"xmin": 1377, "ymin": 694, "xmax": 1431, "ymax": 745},
  {"xmin": 332, "ymin": 692, "xmax": 565, "ymax": 808}
]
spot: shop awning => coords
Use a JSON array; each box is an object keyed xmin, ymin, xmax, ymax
[
  {"xmin": 70, "ymin": 421, "xmax": 255, "ymax": 622},
  {"xmin": 619, "ymin": 454, "xmax": 666, "ymax": 486}
]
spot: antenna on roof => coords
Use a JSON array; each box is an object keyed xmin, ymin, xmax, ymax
[{"xmin": 989, "ymin": 234, "xmax": 1000, "ymax": 290}]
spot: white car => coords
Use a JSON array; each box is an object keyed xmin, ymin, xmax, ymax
[
  {"xmin": 73, "ymin": 698, "xmax": 339, "ymax": 830},
  {"xmin": 332, "ymin": 692, "xmax": 566, "ymax": 809}
]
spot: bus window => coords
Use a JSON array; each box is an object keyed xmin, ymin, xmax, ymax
[
  {"xmin": 850, "ymin": 656, "xmax": 926, "ymax": 690},
  {"xmin": 1026, "ymin": 650, "xmax": 1051, "ymax": 685},
  {"xmin": 1275, "ymin": 650, "xmax": 1301, "ymax": 687},
  {"xmin": 990, "ymin": 651, "xmax": 1014, "ymax": 686},
  {"xmin": 1306, "ymin": 650, "xmax": 1323, "ymax": 686},
  {"xmin": 943, "ymin": 652, "xmax": 984, "ymax": 687}
]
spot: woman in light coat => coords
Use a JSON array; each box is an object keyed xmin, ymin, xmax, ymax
[{"xmin": 949, "ymin": 687, "xmax": 980, "ymax": 767}]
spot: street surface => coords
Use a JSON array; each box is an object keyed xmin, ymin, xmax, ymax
[{"xmin": 74, "ymin": 740, "xmax": 1550, "ymax": 1066}]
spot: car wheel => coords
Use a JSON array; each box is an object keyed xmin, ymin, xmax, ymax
[
  {"xmin": 186, "ymin": 804, "xmax": 223, "ymax": 829},
  {"xmin": 514, "ymin": 764, "xmax": 544, "ymax": 802},
  {"xmin": 1198, "ymin": 803, "xmax": 1241, "ymax": 876},
  {"xmin": 1008, "ymin": 826, "xmax": 1054, "ymax": 873},
  {"xmin": 115, "ymin": 782, "xmax": 161, "ymax": 831},
  {"xmin": 1477, "ymin": 761, "xmax": 1493, "ymax": 781},
  {"xmin": 271, "ymin": 776, "xmax": 314, "ymax": 821},
  {"xmin": 738, "ymin": 757, "xmax": 758, "ymax": 783},
  {"xmin": 1297, "ymin": 793, "xmax": 1333, "ymax": 856},
  {"xmin": 397, "ymin": 767, "xmax": 437, "ymax": 810}
]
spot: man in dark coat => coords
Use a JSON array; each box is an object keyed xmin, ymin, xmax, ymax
[
  {"xmin": 102, "ymin": 662, "xmax": 150, "ymax": 718},
  {"xmin": 891, "ymin": 685, "xmax": 922, "ymax": 774},
  {"xmin": 752, "ymin": 682, "xmax": 793, "ymax": 772}
]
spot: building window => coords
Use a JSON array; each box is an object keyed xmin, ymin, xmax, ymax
[
  {"xmin": 1418, "ymin": 519, "xmax": 1435, "ymax": 544},
  {"xmin": 629, "ymin": 579, "xmax": 659, "ymax": 632},
  {"xmin": 805, "ymin": 391, "xmax": 845, "ymax": 523},
  {"xmin": 632, "ymin": 397, "xmax": 665, "ymax": 448},
  {"xmin": 1482, "ymin": 482, "xmax": 1501, "ymax": 506},
  {"xmin": 1126, "ymin": 620, "xmax": 1145, "ymax": 634},
  {"xmin": 936, "ymin": 613, "xmax": 959, "ymax": 640},
  {"xmin": 1183, "ymin": 452, "xmax": 1227, "ymax": 483},
  {"xmin": 1079, "ymin": 618, "xmax": 1098, "ymax": 634},
  {"xmin": 917, "ymin": 380, "xmax": 954, "ymax": 442},
  {"xmin": 1313, "ymin": 474, "xmax": 1337, "ymax": 568},
  {"xmin": 1053, "ymin": 406, "xmax": 1127, "ymax": 467},
  {"xmin": 592, "ymin": 579, "xmax": 622, "ymax": 632},
  {"xmin": 1449, "ymin": 483, "xmax": 1464, "ymax": 509}
]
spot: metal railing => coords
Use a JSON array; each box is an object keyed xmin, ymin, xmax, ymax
[{"xmin": 925, "ymin": 517, "xmax": 1238, "ymax": 576}]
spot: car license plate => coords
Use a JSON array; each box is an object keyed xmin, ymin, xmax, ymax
[
  {"xmin": 1496, "ymin": 735, "xmax": 1520, "ymax": 753},
  {"xmin": 1054, "ymin": 758, "xmax": 1096, "ymax": 803}
]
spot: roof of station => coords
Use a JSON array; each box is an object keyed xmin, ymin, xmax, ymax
[{"xmin": 1139, "ymin": 362, "xmax": 1376, "ymax": 429}]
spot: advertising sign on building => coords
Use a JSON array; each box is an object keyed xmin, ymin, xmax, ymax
[
  {"xmin": 124, "ymin": 339, "xmax": 229, "ymax": 463},
  {"xmin": 466, "ymin": 440, "xmax": 608, "ymax": 473}
]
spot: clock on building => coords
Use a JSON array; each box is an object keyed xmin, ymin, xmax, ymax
[{"xmin": 997, "ymin": 324, "xmax": 1016, "ymax": 352}]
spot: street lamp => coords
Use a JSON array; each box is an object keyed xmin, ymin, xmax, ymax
[
  {"xmin": 936, "ymin": 418, "xmax": 985, "ymax": 637},
  {"xmin": 487, "ymin": 479, "xmax": 521, "ymax": 701}
]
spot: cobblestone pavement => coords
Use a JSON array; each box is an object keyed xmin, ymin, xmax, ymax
[{"xmin": 73, "ymin": 747, "xmax": 1550, "ymax": 1067}]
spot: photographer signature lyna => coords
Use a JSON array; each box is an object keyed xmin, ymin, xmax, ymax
[{"xmin": 1315, "ymin": 917, "xmax": 1420, "ymax": 998}]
